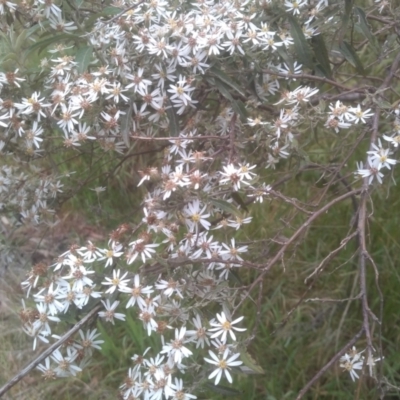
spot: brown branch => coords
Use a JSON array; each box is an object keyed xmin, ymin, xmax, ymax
[
  {"xmin": 130, "ymin": 135, "xmax": 229, "ymax": 141},
  {"xmin": 356, "ymin": 108, "xmax": 380, "ymax": 365},
  {"xmin": 313, "ymin": 130, "xmax": 366, "ymax": 207},
  {"xmin": 0, "ymin": 304, "xmax": 102, "ymax": 398},
  {"xmin": 263, "ymin": 69, "xmax": 360, "ymax": 91},
  {"xmin": 316, "ymin": 92, "xmax": 367, "ymax": 104},
  {"xmin": 305, "ymin": 294, "xmax": 362, "ymax": 303},
  {"xmin": 379, "ymin": 52, "xmax": 400, "ymax": 90},
  {"xmin": 353, "ymin": 50, "xmax": 400, "ymax": 378},
  {"xmin": 295, "ymin": 327, "xmax": 364, "ymax": 400},
  {"xmin": 305, "ymin": 230, "xmax": 359, "ymax": 283},
  {"xmin": 91, "ymin": 0, "xmax": 146, "ymax": 30},
  {"xmin": 269, "ymin": 189, "xmax": 314, "ymax": 215},
  {"xmin": 233, "ymin": 189, "xmax": 362, "ymax": 313}
]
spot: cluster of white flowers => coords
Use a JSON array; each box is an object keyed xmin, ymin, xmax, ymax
[
  {"xmin": 34, "ymin": 328, "xmax": 104, "ymax": 379},
  {"xmin": 21, "ymin": 237, "xmax": 248, "ymax": 397},
  {"xmin": 324, "ymin": 101, "xmax": 372, "ymax": 133},
  {"xmin": 0, "ymin": 0, "xmax": 348, "ymax": 230},
  {"xmin": 354, "ymin": 106, "xmax": 400, "ymax": 185}
]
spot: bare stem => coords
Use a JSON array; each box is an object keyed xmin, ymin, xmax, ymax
[
  {"xmin": 295, "ymin": 328, "xmax": 364, "ymax": 400},
  {"xmin": 0, "ymin": 304, "xmax": 102, "ymax": 398}
]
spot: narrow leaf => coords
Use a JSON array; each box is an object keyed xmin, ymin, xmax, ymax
[
  {"xmin": 311, "ymin": 34, "xmax": 332, "ymax": 78},
  {"xmin": 26, "ymin": 22, "xmax": 46, "ymax": 37},
  {"xmin": 276, "ymin": 46, "xmax": 291, "ymax": 66},
  {"xmin": 212, "ymin": 78, "xmax": 248, "ymax": 122},
  {"xmin": 206, "ymin": 383, "xmax": 242, "ymax": 396},
  {"xmin": 339, "ymin": 41, "xmax": 365, "ymax": 75},
  {"xmin": 75, "ymin": 45, "xmax": 93, "ymax": 74},
  {"xmin": 212, "ymin": 77, "xmax": 234, "ymax": 101},
  {"xmin": 210, "ymin": 198, "xmax": 241, "ymax": 217},
  {"xmin": 121, "ymin": 100, "xmax": 133, "ymax": 148},
  {"xmin": 338, "ymin": 0, "xmax": 353, "ymax": 44},
  {"xmin": 230, "ymin": 192, "xmax": 249, "ymax": 211},
  {"xmin": 166, "ymin": 99, "xmax": 180, "ymax": 137},
  {"xmin": 102, "ymin": 6, "xmax": 123, "ymax": 15},
  {"xmin": 210, "ymin": 66, "xmax": 246, "ymax": 97},
  {"xmin": 25, "ymin": 33, "xmax": 79, "ymax": 57},
  {"xmin": 14, "ymin": 29, "xmax": 28, "ymax": 53},
  {"xmin": 231, "ymin": 99, "xmax": 248, "ymax": 123},
  {"xmin": 288, "ymin": 15, "xmax": 314, "ymax": 70},
  {"xmin": 354, "ymin": 7, "xmax": 380, "ymax": 55},
  {"xmin": 239, "ymin": 349, "xmax": 265, "ymax": 374}
]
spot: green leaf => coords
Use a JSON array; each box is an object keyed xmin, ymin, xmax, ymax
[
  {"xmin": 211, "ymin": 78, "xmax": 248, "ymax": 122},
  {"xmin": 0, "ymin": 52, "xmax": 19, "ymax": 63},
  {"xmin": 354, "ymin": 7, "xmax": 380, "ymax": 55},
  {"xmin": 121, "ymin": 100, "xmax": 133, "ymax": 148},
  {"xmin": 210, "ymin": 66, "xmax": 246, "ymax": 97},
  {"xmin": 288, "ymin": 15, "xmax": 314, "ymax": 70},
  {"xmin": 125, "ymin": 312, "xmax": 144, "ymax": 349},
  {"xmin": 211, "ymin": 76, "xmax": 233, "ymax": 101},
  {"xmin": 206, "ymin": 383, "xmax": 243, "ymax": 396},
  {"xmin": 154, "ymin": 255, "xmax": 171, "ymax": 269},
  {"xmin": 228, "ymin": 269, "xmax": 244, "ymax": 285},
  {"xmin": 311, "ymin": 34, "xmax": 332, "ymax": 78},
  {"xmin": 25, "ymin": 33, "xmax": 79, "ymax": 57},
  {"xmin": 373, "ymin": 98, "xmax": 392, "ymax": 110},
  {"xmin": 102, "ymin": 6, "xmax": 123, "ymax": 15},
  {"xmin": 231, "ymin": 99, "xmax": 248, "ymax": 123},
  {"xmin": 26, "ymin": 22, "xmax": 47, "ymax": 38},
  {"xmin": 97, "ymin": 321, "xmax": 120, "ymax": 356},
  {"xmin": 14, "ymin": 29, "xmax": 28, "ymax": 53},
  {"xmin": 230, "ymin": 192, "xmax": 249, "ymax": 212},
  {"xmin": 75, "ymin": 45, "xmax": 93, "ymax": 74},
  {"xmin": 239, "ymin": 349, "xmax": 265, "ymax": 374},
  {"xmin": 276, "ymin": 46, "xmax": 291, "ymax": 66},
  {"xmin": 339, "ymin": 40, "xmax": 365, "ymax": 75},
  {"xmin": 210, "ymin": 198, "xmax": 241, "ymax": 217},
  {"xmin": 166, "ymin": 99, "xmax": 180, "ymax": 136},
  {"xmin": 338, "ymin": 0, "xmax": 353, "ymax": 44}
]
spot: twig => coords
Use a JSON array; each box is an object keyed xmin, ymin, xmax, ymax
[
  {"xmin": 269, "ymin": 189, "xmax": 314, "ymax": 215},
  {"xmin": 87, "ymin": 0, "xmax": 146, "ymax": 33},
  {"xmin": 263, "ymin": 69, "xmax": 355, "ymax": 91},
  {"xmin": 354, "ymin": 50, "xmax": 400, "ymax": 376},
  {"xmin": 305, "ymin": 294, "xmax": 362, "ymax": 303},
  {"xmin": 0, "ymin": 304, "xmax": 102, "ymax": 398},
  {"xmin": 130, "ymin": 135, "xmax": 229, "ymax": 141},
  {"xmin": 295, "ymin": 327, "xmax": 364, "ymax": 400},
  {"xmin": 233, "ymin": 188, "xmax": 362, "ymax": 314},
  {"xmin": 357, "ymin": 109, "xmax": 378, "ymax": 360},
  {"xmin": 305, "ymin": 231, "xmax": 358, "ymax": 283},
  {"xmin": 312, "ymin": 130, "xmax": 366, "ymax": 208}
]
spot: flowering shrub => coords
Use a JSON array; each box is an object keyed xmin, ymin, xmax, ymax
[{"xmin": 0, "ymin": 0, "xmax": 399, "ymax": 398}]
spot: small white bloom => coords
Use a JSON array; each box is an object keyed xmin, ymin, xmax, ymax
[
  {"xmin": 161, "ymin": 327, "xmax": 193, "ymax": 364},
  {"xmin": 98, "ymin": 299, "xmax": 126, "ymax": 324},
  {"xmin": 209, "ymin": 312, "xmax": 246, "ymax": 343},
  {"xmin": 340, "ymin": 351, "xmax": 364, "ymax": 381},
  {"xmin": 204, "ymin": 349, "xmax": 243, "ymax": 385},
  {"xmin": 101, "ymin": 269, "xmax": 130, "ymax": 294}
]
